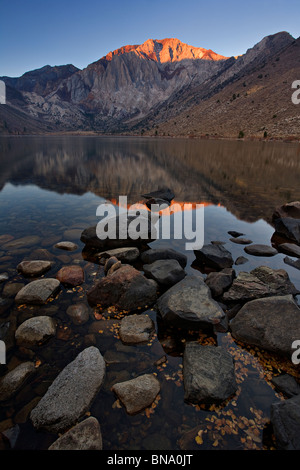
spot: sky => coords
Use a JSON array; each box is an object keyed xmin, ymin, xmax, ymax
[{"xmin": 0, "ymin": 0, "xmax": 299, "ymax": 77}]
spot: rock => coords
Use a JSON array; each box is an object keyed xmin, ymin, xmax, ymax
[
  {"xmin": 230, "ymin": 295, "xmax": 300, "ymax": 356},
  {"xmin": 229, "ymin": 237, "xmax": 253, "ymax": 245},
  {"xmin": 17, "ymin": 260, "xmax": 52, "ymax": 277},
  {"xmin": 205, "ymin": 268, "xmax": 235, "ymax": 297},
  {"xmin": 0, "ymin": 273, "xmax": 8, "ymax": 284},
  {"xmin": 284, "ymin": 256, "xmax": 300, "ymax": 271},
  {"xmin": 15, "ymin": 316, "xmax": 56, "ymax": 348},
  {"xmin": 66, "ymin": 303, "xmax": 90, "ymax": 325},
  {"xmin": 2, "ymin": 283, "xmax": 24, "ymax": 298},
  {"xmin": 270, "ymin": 394, "xmax": 300, "ymax": 450},
  {"xmin": 235, "ymin": 256, "xmax": 249, "ymax": 265},
  {"xmin": 272, "ymin": 201, "xmax": 300, "ymax": 221},
  {"xmin": 141, "ymin": 188, "xmax": 175, "ymax": 203},
  {"xmin": 145, "ymin": 198, "xmax": 170, "ymax": 211},
  {"xmin": 141, "ymin": 248, "xmax": 187, "ymax": 268},
  {"xmin": 274, "ymin": 217, "xmax": 300, "ymax": 244},
  {"xmin": 15, "ymin": 279, "xmax": 60, "ymax": 305},
  {"xmin": 30, "ymin": 346, "xmax": 105, "ymax": 433},
  {"xmin": 104, "ymin": 256, "xmax": 121, "ymax": 273},
  {"xmin": 183, "ymin": 342, "xmax": 237, "ymax": 404},
  {"xmin": 0, "ymin": 362, "xmax": 35, "ymax": 402},
  {"xmin": 48, "ymin": 417, "xmax": 102, "ymax": 450},
  {"xmin": 112, "ymin": 374, "xmax": 160, "ymax": 415},
  {"xmin": 194, "ymin": 244, "xmax": 234, "ymax": 270},
  {"xmin": 2, "ymin": 236, "xmax": 41, "ymax": 251},
  {"xmin": 271, "ymin": 374, "xmax": 300, "ymax": 398},
  {"xmin": 81, "ymin": 213, "xmax": 156, "ymax": 250},
  {"xmin": 96, "ymin": 247, "xmax": 140, "ymax": 263},
  {"xmin": 143, "ymin": 259, "xmax": 186, "ymax": 287},
  {"xmin": 14, "ymin": 397, "xmax": 41, "ymax": 424},
  {"xmin": 54, "ymin": 241, "xmax": 78, "ymax": 251},
  {"xmin": 278, "ymin": 243, "xmax": 300, "ymax": 258},
  {"xmin": 244, "ymin": 244, "xmax": 278, "ymax": 256},
  {"xmin": 228, "ymin": 231, "xmax": 244, "ymax": 238},
  {"xmin": 87, "ymin": 265, "xmax": 157, "ymax": 312},
  {"xmin": 56, "ymin": 265, "xmax": 84, "ymax": 286},
  {"xmin": 223, "ymin": 266, "xmax": 299, "ymax": 302},
  {"xmin": 157, "ymin": 275, "xmax": 225, "ymax": 328},
  {"xmin": 119, "ymin": 314, "xmax": 155, "ymax": 344},
  {"xmin": 24, "ymin": 248, "xmax": 54, "ymax": 261}
]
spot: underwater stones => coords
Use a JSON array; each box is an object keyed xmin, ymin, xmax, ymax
[
  {"xmin": 15, "ymin": 316, "xmax": 56, "ymax": 348},
  {"xmin": 17, "ymin": 260, "xmax": 52, "ymax": 277},
  {"xmin": 15, "ymin": 279, "xmax": 60, "ymax": 305}
]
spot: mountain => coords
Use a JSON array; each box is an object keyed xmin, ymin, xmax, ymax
[{"xmin": 0, "ymin": 33, "xmax": 299, "ymax": 138}]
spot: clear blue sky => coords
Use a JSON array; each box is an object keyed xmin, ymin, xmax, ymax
[{"xmin": 1, "ymin": 0, "xmax": 299, "ymax": 77}]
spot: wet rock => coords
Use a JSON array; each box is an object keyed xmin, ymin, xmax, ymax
[
  {"xmin": 271, "ymin": 394, "xmax": 300, "ymax": 450},
  {"xmin": 112, "ymin": 374, "xmax": 160, "ymax": 415},
  {"xmin": 235, "ymin": 256, "xmax": 249, "ymax": 265},
  {"xmin": 229, "ymin": 237, "xmax": 253, "ymax": 245},
  {"xmin": 15, "ymin": 316, "xmax": 56, "ymax": 348},
  {"xmin": 143, "ymin": 259, "xmax": 186, "ymax": 287},
  {"xmin": 2, "ymin": 283, "xmax": 24, "ymax": 298},
  {"xmin": 119, "ymin": 314, "xmax": 155, "ymax": 344},
  {"xmin": 0, "ymin": 273, "xmax": 9, "ymax": 284},
  {"xmin": 48, "ymin": 417, "xmax": 102, "ymax": 450},
  {"xmin": 271, "ymin": 374, "xmax": 300, "ymax": 398},
  {"xmin": 54, "ymin": 241, "xmax": 78, "ymax": 251},
  {"xmin": 141, "ymin": 187, "xmax": 175, "ymax": 203},
  {"xmin": 141, "ymin": 248, "xmax": 187, "ymax": 268},
  {"xmin": 30, "ymin": 346, "xmax": 105, "ymax": 433},
  {"xmin": 96, "ymin": 247, "xmax": 140, "ymax": 263},
  {"xmin": 274, "ymin": 217, "xmax": 300, "ymax": 244},
  {"xmin": 87, "ymin": 265, "xmax": 157, "ymax": 312},
  {"xmin": 278, "ymin": 243, "xmax": 300, "ymax": 258},
  {"xmin": 0, "ymin": 362, "xmax": 36, "ymax": 402},
  {"xmin": 2, "ymin": 236, "xmax": 41, "ymax": 251},
  {"xmin": 223, "ymin": 266, "xmax": 298, "ymax": 302},
  {"xmin": 244, "ymin": 244, "xmax": 278, "ymax": 256},
  {"xmin": 104, "ymin": 256, "xmax": 121, "ymax": 274},
  {"xmin": 183, "ymin": 342, "xmax": 237, "ymax": 404},
  {"xmin": 17, "ymin": 260, "xmax": 52, "ymax": 277},
  {"xmin": 66, "ymin": 303, "xmax": 90, "ymax": 325},
  {"xmin": 284, "ymin": 256, "xmax": 300, "ymax": 271},
  {"xmin": 228, "ymin": 231, "xmax": 244, "ymax": 238},
  {"xmin": 230, "ymin": 295, "xmax": 300, "ymax": 356},
  {"xmin": 15, "ymin": 279, "xmax": 60, "ymax": 305},
  {"xmin": 205, "ymin": 268, "xmax": 235, "ymax": 297},
  {"xmin": 0, "ymin": 235, "xmax": 14, "ymax": 245},
  {"xmin": 157, "ymin": 275, "xmax": 225, "ymax": 328},
  {"xmin": 194, "ymin": 244, "xmax": 234, "ymax": 270},
  {"xmin": 56, "ymin": 265, "xmax": 84, "ymax": 286},
  {"xmin": 272, "ymin": 201, "xmax": 300, "ymax": 221}
]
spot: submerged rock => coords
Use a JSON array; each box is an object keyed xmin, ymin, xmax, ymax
[
  {"xmin": 157, "ymin": 275, "xmax": 225, "ymax": 328},
  {"xmin": 66, "ymin": 303, "xmax": 90, "ymax": 325},
  {"xmin": 2, "ymin": 236, "xmax": 41, "ymax": 251},
  {"xmin": 15, "ymin": 279, "xmax": 60, "ymax": 305},
  {"xmin": 143, "ymin": 259, "xmax": 186, "ymax": 287},
  {"xmin": 54, "ymin": 241, "xmax": 78, "ymax": 251},
  {"xmin": 244, "ymin": 244, "xmax": 278, "ymax": 256},
  {"xmin": 112, "ymin": 374, "xmax": 160, "ymax": 415},
  {"xmin": 48, "ymin": 417, "xmax": 102, "ymax": 450},
  {"xmin": 119, "ymin": 314, "xmax": 155, "ymax": 344},
  {"xmin": 141, "ymin": 248, "xmax": 187, "ymax": 268},
  {"xmin": 235, "ymin": 256, "xmax": 249, "ymax": 265},
  {"xmin": 183, "ymin": 342, "xmax": 237, "ymax": 404},
  {"xmin": 0, "ymin": 362, "xmax": 36, "ymax": 402},
  {"xmin": 271, "ymin": 394, "xmax": 300, "ymax": 450},
  {"xmin": 230, "ymin": 295, "xmax": 300, "ymax": 356},
  {"xmin": 15, "ymin": 316, "xmax": 56, "ymax": 348},
  {"xmin": 194, "ymin": 244, "xmax": 233, "ymax": 270},
  {"xmin": 87, "ymin": 264, "xmax": 157, "ymax": 312},
  {"xmin": 17, "ymin": 260, "xmax": 52, "ymax": 277},
  {"xmin": 56, "ymin": 265, "xmax": 84, "ymax": 286},
  {"xmin": 30, "ymin": 347, "xmax": 105, "ymax": 433}
]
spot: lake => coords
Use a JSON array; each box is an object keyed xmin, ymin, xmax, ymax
[{"xmin": 0, "ymin": 135, "xmax": 300, "ymax": 450}]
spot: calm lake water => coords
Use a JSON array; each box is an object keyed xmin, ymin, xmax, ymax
[{"xmin": 0, "ymin": 135, "xmax": 300, "ymax": 450}]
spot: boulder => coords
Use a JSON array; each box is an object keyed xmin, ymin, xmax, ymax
[
  {"xmin": 205, "ymin": 268, "xmax": 235, "ymax": 297},
  {"xmin": 157, "ymin": 275, "xmax": 225, "ymax": 328},
  {"xmin": 272, "ymin": 201, "xmax": 300, "ymax": 221},
  {"xmin": 183, "ymin": 342, "xmax": 237, "ymax": 404},
  {"xmin": 274, "ymin": 217, "xmax": 300, "ymax": 244},
  {"xmin": 271, "ymin": 394, "xmax": 300, "ymax": 450},
  {"xmin": 15, "ymin": 316, "xmax": 56, "ymax": 348},
  {"xmin": 30, "ymin": 347, "xmax": 105, "ymax": 433},
  {"xmin": 194, "ymin": 244, "xmax": 233, "ymax": 270},
  {"xmin": 15, "ymin": 279, "xmax": 60, "ymax": 305},
  {"xmin": 119, "ymin": 314, "xmax": 155, "ymax": 344},
  {"xmin": 244, "ymin": 244, "xmax": 278, "ymax": 256},
  {"xmin": 87, "ymin": 265, "xmax": 157, "ymax": 312},
  {"xmin": 96, "ymin": 247, "xmax": 140, "ymax": 263},
  {"xmin": 230, "ymin": 295, "xmax": 300, "ymax": 356},
  {"xmin": 112, "ymin": 374, "xmax": 160, "ymax": 415},
  {"xmin": 278, "ymin": 243, "xmax": 300, "ymax": 258},
  {"xmin": 56, "ymin": 265, "xmax": 84, "ymax": 286},
  {"xmin": 17, "ymin": 260, "xmax": 52, "ymax": 277},
  {"xmin": 141, "ymin": 248, "xmax": 187, "ymax": 268},
  {"xmin": 271, "ymin": 374, "xmax": 300, "ymax": 398},
  {"xmin": 48, "ymin": 417, "xmax": 102, "ymax": 450},
  {"xmin": 0, "ymin": 362, "xmax": 35, "ymax": 402},
  {"xmin": 143, "ymin": 259, "xmax": 186, "ymax": 287},
  {"xmin": 66, "ymin": 303, "xmax": 90, "ymax": 325}
]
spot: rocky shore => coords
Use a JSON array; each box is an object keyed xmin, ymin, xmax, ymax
[{"xmin": 0, "ymin": 194, "xmax": 300, "ymax": 450}]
